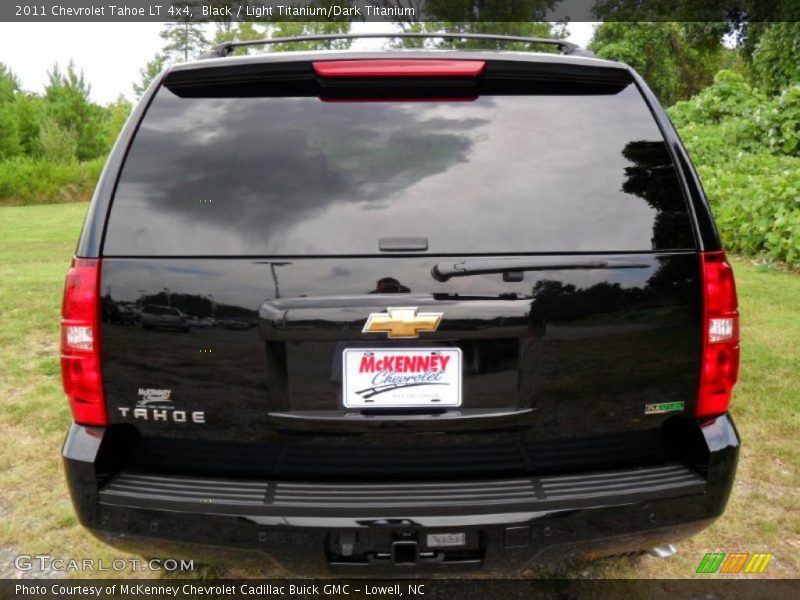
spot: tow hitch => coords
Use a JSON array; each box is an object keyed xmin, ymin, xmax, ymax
[{"xmin": 327, "ymin": 530, "xmax": 482, "ymax": 567}]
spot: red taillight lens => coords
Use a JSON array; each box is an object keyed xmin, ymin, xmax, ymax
[
  {"xmin": 697, "ymin": 252, "xmax": 740, "ymax": 418},
  {"xmin": 60, "ymin": 257, "xmax": 107, "ymax": 426},
  {"xmin": 312, "ymin": 59, "xmax": 486, "ymax": 78}
]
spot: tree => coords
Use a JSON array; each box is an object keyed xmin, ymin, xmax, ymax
[
  {"xmin": 752, "ymin": 23, "xmax": 800, "ymax": 95},
  {"xmin": 213, "ymin": 21, "xmax": 267, "ymax": 55},
  {"xmin": 38, "ymin": 116, "xmax": 78, "ymax": 163},
  {"xmin": 266, "ymin": 22, "xmax": 352, "ymax": 51},
  {"xmin": 0, "ymin": 104, "xmax": 21, "ymax": 159},
  {"xmin": 396, "ymin": 21, "xmax": 565, "ymax": 50},
  {"xmin": 133, "ymin": 53, "xmax": 168, "ymax": 98},
  {"xmin": 104, "ymin": 95, "xmax": 133, "ymax": 151},
  {"xmin": 0, "ymin": 64, "xmax": 22, "ymax": 159},
  {"xmin": 14, "ymin": 93, "xmax": 45, "ymax": 157},
  {"xmin": 418, "ymin": 0, "xmax": 555, "ymax": 23},
  {"xmin": 207, "ymin": 0, "xmax": 246, "ymax": 36},
  {"xmin": 159, "ymin": 19, "xmax": 209, "ymax": 62},
  {"xmin": 209, "ymin": 1, "xmax": 263, "ymax": 52},
  {"xmin": 44, "ymin": 61, "xmax": 106, "ymax": 160},
  {"xmin": 389, "ymin": 0, "xmax": 564, "ymax": 50},
  {"xmin": 0, "ymin": 63, "xmax": 20, "ymax": 103},
  {"xmin": 136, "ymin": 21, "xmax": 268, "ymax": 99},
  {"xmin": 589, "ymin": 0, "xmax": 800, "ymax": 67},
  {"xmin": 590, "ymin": 23, "xmax": 724, "ymax": 106}
]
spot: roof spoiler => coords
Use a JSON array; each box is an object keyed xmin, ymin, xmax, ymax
[{"xmin": 199, "ymin": 32, "xmax": 595, "ymax": 60}]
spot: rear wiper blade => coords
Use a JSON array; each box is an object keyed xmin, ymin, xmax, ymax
[{"xmin": 431, "ymin": 257, "xmax": 650, "ymax": 282}]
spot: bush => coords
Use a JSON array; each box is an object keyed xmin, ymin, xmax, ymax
[
  {"xmin": 670, "ymin": 71, "xmax": 800, "ymax": 160},
  {"xmin": 696, "ymin": 154, "xmax": 800, "ymax": 267},
  {"xmin": 0, "ymin": 157, "xmax": 104, "ymax": 205},
  {"xmin": 752, "ymin": 23, "xmax": 800, "ymax": 96},
  {"xmin": 0, "ymin": 103, "xmax": 22, "ymax": 159},
  {"xmin": 669, "ymin": 70, "xmax": 765, "ymax": 125},
  {"xmin": 38, "ymin": 118, "xmax": 78, "ymax": 163},
  {"xmin": 670, "ymin": 71, "xmax": 800, "ymax": 268},
  {"xmin": 766, "ymin": 85, "xmax": 800, "ymax": 156}
]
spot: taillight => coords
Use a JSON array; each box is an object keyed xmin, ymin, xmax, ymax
[
  {"xmin": 60, "ymin": 257, "xmax": 107, "ymax": 426},
  {"xmin": 697, "ymin": 252, "xmax": 740, "ymax": 418}
]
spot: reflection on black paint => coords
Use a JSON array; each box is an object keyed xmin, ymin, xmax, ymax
[
  {"xmin": 99, "ymin": 254, "xmax": 701, "ymax": 452},
  {"xmin": 368, "ymin": 277, "xmax": 411, "ymax": 294},
  {"xmin": 529, "ymin": 255, "xmax": 697, "ymax": 325},
  {"xmin": 101, "ymin": 287, "xmax": 258, "ymax": 331},
  {"xmin": 528, "ymin": 256, "xmax": 701, "ymax": 436}
]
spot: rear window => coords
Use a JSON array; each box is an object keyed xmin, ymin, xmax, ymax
[{"xmin": 104, "ymin": 77, "xmax": 695, "ymax": 256}]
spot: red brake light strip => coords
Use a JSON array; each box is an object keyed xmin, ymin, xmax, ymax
[{"xmin": 313, "ymin": 59, "xmax": 486, "ymax": 78}]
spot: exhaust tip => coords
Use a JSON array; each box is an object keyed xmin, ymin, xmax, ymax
[{"xmin": 648, "ymin": 544, "xmax": 678, "ymax": 558}]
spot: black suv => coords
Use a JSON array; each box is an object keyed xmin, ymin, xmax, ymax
[{"xmin": 61, "ymin": 34, "xmax": 740, "ymax": 574}]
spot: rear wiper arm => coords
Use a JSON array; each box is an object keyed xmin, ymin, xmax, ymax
[{"xmin": 431, "ymin": 257, "xmax": 650, "ymax": 282}]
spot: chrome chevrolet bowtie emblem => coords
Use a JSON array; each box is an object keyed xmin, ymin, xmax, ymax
[{"xmin": 362, "ymin": 307, "xmax": 443, "ymax": 339}]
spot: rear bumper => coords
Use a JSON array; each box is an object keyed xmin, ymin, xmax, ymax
[{"xmin": 63, "ymin": 415, "xmax": 739, "ymax": 574}]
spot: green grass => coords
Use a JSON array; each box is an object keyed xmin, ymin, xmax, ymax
[{"xmin": 0, "ymin": 202, "xmax": 798, "ymax": 579}]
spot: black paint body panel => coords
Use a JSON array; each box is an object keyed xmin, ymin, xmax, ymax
[
  {"xmin": 99, "ymin": 252, "xmax": 701, "ymax": 474},
  {"xmin": 63, "ymin": 415, "xmax": 740, "ymax": 574}
]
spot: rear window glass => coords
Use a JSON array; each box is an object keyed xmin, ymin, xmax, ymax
[{"xmin": 104, "ymin": 80, "xmax": 695, "ymax": 256}]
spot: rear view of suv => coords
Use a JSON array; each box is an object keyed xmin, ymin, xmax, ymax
[{"xmin": 61, "ymin": 34, "xmax": 740, "ymax": 574}]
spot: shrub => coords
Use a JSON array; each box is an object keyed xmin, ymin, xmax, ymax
[
  {"xmin": 696, "ymin": 154, "xmax": 800, "ymax": 268},
  {"xmin": 0, "ymin": 103, "xmax": 22, "ymax": 159},
  {"xmin": 38, "ymin": 118, "xmax": 78, "ymax": 164},
  {"xmin": 0, "ymin": 157, "xmax": 104, "ymax": 205},
  {"xmin": 752, "ymin": 23, "xmax": 800, "ymax": 96},
  {"xmin": 669, "ymin": 70, "xmax": 765, "ymax": 125},
  {"xmin": 765, "ymin": 85, "xmax": 800, "ymax": 156},
  {"xmin": 670, "ymin": 70, "xmax": 800, "ymax": 268}
]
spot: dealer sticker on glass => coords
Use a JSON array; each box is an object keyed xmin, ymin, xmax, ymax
[{"xmin": 342, "ymin": 348, "xmax": 462, "ymax": 409}]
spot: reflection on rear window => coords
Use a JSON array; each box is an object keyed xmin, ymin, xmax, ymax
[{"xmin": 104, "ymin": 83, "xmax": 695, "ymax": 256}]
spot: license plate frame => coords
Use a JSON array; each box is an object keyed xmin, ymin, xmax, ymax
[{"xmin": 342, "ymin": 347, "xmax": 462, "ymax": 409}]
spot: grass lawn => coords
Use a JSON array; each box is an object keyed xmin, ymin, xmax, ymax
[{"xmin": 0, "ymin": 202, "xmax": 798, "ymax": 579}]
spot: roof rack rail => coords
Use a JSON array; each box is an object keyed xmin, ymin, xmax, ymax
[{"xmin": 199, "ymin": 32, "xmax": 594, "ymax": 60}]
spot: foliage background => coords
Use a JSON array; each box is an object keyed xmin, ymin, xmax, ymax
[
  {"xmin": 0, "ymin": 20, "xmax": 798, "ymax": 266},
  {"xmin": 587, "ymin": 21, "xmax": 800, "ymax": 267}
]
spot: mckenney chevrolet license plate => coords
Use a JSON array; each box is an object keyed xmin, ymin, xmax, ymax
[{"xmin": 342, "ymin": 348, "xmax": 462, "ymax": 408}]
